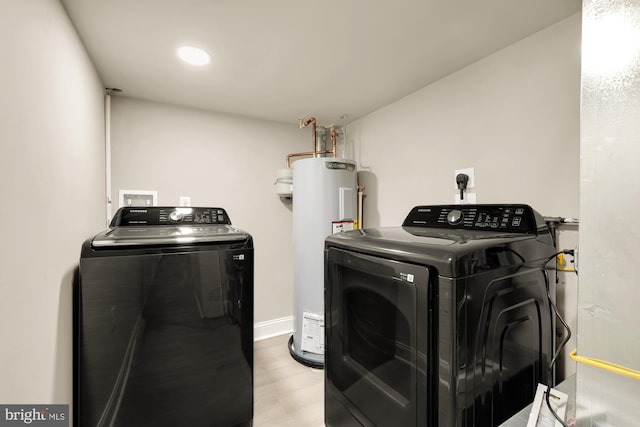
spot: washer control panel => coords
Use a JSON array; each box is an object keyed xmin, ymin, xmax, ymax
[
  {"xmin": 403, "ymin": 204, "xmax": 541, "ymax": 234},
  {"xmin": 110, "ymin": 207, "xmax": 231, "ymax": 226}
]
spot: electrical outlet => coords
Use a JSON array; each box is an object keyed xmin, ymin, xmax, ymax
[
  {"xmin": 527, "ymin": 383, "xmax": 568, "ymax": 427},
  {"xmin": 179, "ymin": 196, "xmax": 191, "ymax": 207},
  {"xmin": 454, "ymin": 168, "xmax": 475, "ymax": 189}
]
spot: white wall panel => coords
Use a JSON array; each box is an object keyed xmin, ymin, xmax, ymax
[{"xmin": 577, "ymin": 1, "xmax": 640, "ymax": 424}]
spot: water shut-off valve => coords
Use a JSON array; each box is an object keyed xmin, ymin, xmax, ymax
[{"xmin": 456, "ymin": 173, "xmax": 469, "ymax": 200}]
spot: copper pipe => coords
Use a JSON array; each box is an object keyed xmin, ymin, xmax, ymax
[
  {"xmin": 330, "ymin": 126, "xmax": 337, "ymax": 158},
  {"xmin": 299, "ymin": 117, "xmax": 317, "ymax": 157},
  {"xmin": 287, "ymin": 117, "xmax": 340, "ymax": 167},
  {"xmin": 286, "ymin": 149, "xmax": 335, "ymax": 168},
  {"xmin": 300, "ymin": 117, "xmax": 316, "ymax": 128},
  {"xmin": 286, "ymin": 151, "xmax": 314, "ymax": 168}
]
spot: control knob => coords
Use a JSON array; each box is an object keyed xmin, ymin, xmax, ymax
[
  {"xmin": 447, "ymin": 209, "xmax": 463, "ymax": 225},
  {"xmin": 169, "ymin": 210, "xmax": 184, "ymax": 222}
]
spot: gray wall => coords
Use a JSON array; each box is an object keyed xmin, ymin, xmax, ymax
[
  {"xmin": 0, "ymin": 0, "xmax": 105, "ymax": 406},
  {"xmin": 109, "ymin": 97, "xmax": 303, "ymax": 327},
  {"xmin": 349, "ymin": 14, "xmax": 580, "ymax": 225},
  {"xmin": 348, "ymin": 13, "xmax": 581, "ymax": 378}
]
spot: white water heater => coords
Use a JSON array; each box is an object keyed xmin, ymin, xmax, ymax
[{"xmin": 289, "ymin": 157, "xmax": 357, "ymax": 367}]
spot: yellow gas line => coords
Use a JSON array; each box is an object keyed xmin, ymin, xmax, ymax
[{"xmin": 570, "ymin": 349, "xmax": 640, "ymax": 380}]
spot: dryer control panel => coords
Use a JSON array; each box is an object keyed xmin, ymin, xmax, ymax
[
  {"xmin": 110, "ymin": 207, "xmax": 231, "ymax": 226},
  {"xmin": 402, "ymin": 204, "xmax": 543, "ymax": 234}
]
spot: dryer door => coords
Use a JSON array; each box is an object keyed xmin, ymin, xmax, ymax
[{"xmin": 325, "ymin": 247, "xmax": 431, "ymax": 427}]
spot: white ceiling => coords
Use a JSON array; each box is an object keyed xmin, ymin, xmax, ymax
[{"xmin": 61, "ymin": 0, "xmax": 581, "ymax": 126}]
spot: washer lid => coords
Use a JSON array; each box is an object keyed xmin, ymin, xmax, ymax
[
  {"xmin": 91, "ymin": 224, "xmax": 249, "ymax": 248},
  {"xmin": 92, "ymin": 206, "xmax": 248, "ymax": 248},
  {"xmin": 91, "ymin": 225, "xmax": 248, "ymax": 248}
]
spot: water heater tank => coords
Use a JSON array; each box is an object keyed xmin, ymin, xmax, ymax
[{"xmin": 289, "ymin": 157, "xmax": 357, "ymax": 367}]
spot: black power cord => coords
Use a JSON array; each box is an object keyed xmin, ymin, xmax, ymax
[
  {"xmin": 545, "ymin": 384, "xmax": 569, "ymax": 427},
  {"xmin": 541, "ymin": 250, "xmax": 575, "ymax": 427}
]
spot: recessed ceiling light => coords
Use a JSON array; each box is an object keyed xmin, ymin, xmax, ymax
[{"xmin": 177, "ymin": 46, "xmax": 211, "ymax": 66}]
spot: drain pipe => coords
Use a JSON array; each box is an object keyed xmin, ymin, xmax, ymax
[
  {"xmin": 105, "ymin": 92, "xmax": 112, "ymax": 227},
  {"xmin": 357, "ymin": 185, "xmax": 364, "ymax": 229},
  {"xmin": 104, "ymin": 88, "xmax": 121, "ymax": 226}
]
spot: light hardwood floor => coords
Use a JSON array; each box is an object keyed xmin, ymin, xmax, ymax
[{"xmin": 253, "ymin": 334, "xmax": 325, "ymax": 427}]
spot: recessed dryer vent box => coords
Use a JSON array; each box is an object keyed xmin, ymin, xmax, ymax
[{"xmin": 119, "ymin": 190, "xmax": 157, "ymax": 208}]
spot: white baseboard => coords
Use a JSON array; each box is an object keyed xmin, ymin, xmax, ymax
[{"xmin": 254, "ymin": 315, "xmax": 293, "ymax": 341}]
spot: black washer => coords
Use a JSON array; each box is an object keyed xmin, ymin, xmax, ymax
[{"xmin": 77, "ymin": 207, "xmax": 254, "ymax": 427}]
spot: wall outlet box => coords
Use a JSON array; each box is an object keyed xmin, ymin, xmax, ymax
[
  {"xmin": 179, "ymin": 196, "xmax": 191, "ymax": 207},
  {"xmin": 454, "ymin": 167, "xmax": 475, "ymax": 189},
  {"xmin": 119, "ymin": 189, "xmax": 157, "ymax": 208},
  {"xmin": 527, "ymin": 383, "xmax": 568, "ymax": 427}
]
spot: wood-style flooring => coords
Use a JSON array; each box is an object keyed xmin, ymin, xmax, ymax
[{"xmin": 254, "ymin": 334, "xmax": 325, "ymax": 427}]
